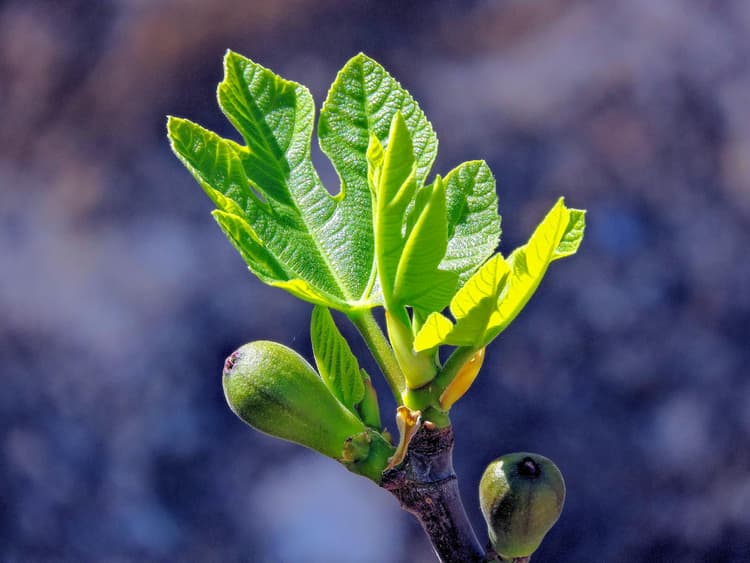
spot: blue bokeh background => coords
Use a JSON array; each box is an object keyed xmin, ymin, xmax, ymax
[{"xmin": 2, "ymin": 1, "xmax": 750, "ymax": 561}]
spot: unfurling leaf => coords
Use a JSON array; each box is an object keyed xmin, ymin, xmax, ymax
[
  {"xmin": 552, "ymin": 208, "xmax": 586, "ymax": 260},
  {"xmin": 369, "ymin": 113, "xmax": 458, "ymax": 317},
  {"xmin": 311, "ymin": 306, "xmax": 365, "ymax": 413},
  {"xmin": 415, "ymin": 198, "xmax": 586, "ymax": 351}
]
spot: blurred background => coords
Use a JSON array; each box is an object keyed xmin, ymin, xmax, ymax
[{"xmin": 2, "ymin": 0, "xmax": 749, "ymax": 561}]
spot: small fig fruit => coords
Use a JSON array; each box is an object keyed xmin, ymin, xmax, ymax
[
  {"xmin": 223, "ymin": 341, "xmax": 366, "ymax": 460},
  {"xmin": 479, "ymin": 452, "xmax": 565, "ymax": 560}
]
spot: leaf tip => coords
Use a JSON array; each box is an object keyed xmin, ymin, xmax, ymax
[
  {"xmin": 165, "ymin": 116, "xmax": 193, "ymax": 154},
  {"xmin": 391, "ymin": 109, "xmax": 408, "ymax": 132},
  {"xmin": 165, "ymin": 115, "xmax": 177, "ymax": 137},
  {"xmin": 165, "ymin": 115, "xmax": 190, "ymax": 137},
  {"xmin": 335, "ymin": 52, "xmax": 373, "ymax": 80},
  {"xmin": 223, "ymin": 48, "xmax": 242, "ymax": 66},
  {"xmin": 351, "ymin": 51, "xmax": 374, "ymax": 65},
  {"xmin": 219, "ymin": 50, "xmax": 257, "ymax": 95}
]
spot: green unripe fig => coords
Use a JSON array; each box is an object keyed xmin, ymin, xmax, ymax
[
  {"xmin": 479, "ymin": 452, "xmax": 565, "ymax": 560},
  {"xmin": 223, "ymin": 341, "xmax": 367, "ymax": 460}
]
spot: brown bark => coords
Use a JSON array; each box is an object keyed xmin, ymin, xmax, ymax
[{"xmin": 381, "ymin": 425, "xmax": 486, "ymax": 563}]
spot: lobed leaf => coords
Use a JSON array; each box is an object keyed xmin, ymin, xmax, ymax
[
  {"xmin": 169, "ymin": 50, "xmax": 526, "ymax": 328},
  {"xmin": 168, "ymin": 51, "xmax": 377, "ymax": 312}
]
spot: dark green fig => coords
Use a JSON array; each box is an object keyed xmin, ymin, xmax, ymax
[
  {"xmin": 223, "ymin": 341, "xmax": 367, "ymax": 460},
  {"xmin": 479, "ymin": 452, "xmax": 565, "ymax": 560}
]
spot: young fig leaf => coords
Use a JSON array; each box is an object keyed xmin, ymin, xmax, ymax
[
  {"xmin": 369, "ymin": 113, "xmax": 458, "ymax": 316},
  {"xmin": 414, "ymin": 198, "xmax": 585, "ymax": 351},
  {"xmin": 414, "ymin": 254, "xmax": 510, "ymax": 350},
  {"xmin": 169, "ymin": 51, "xmax": 505, "ymax": 319},
  {"xmin": 311, "ymin": 306, "xmax": 365, "ymax": 414}
]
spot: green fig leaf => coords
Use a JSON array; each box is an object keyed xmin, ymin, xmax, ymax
[
  {"xmin": 552, "ymin": 208, "xmax": 586, "ymax": 260},
  {"xmin": 169, "ymin": 51, "xmax": 378, "ymax": 312},
  {"xmin": 311, "ymin": 306, "xmax": 365, "ymax": 413},
  {"xmin": 318, "ymin": 53, "xmax": 438, "ymax": 195},
  {"xmin": 441, "ymin": 160, "xmax": 502, "ymax": 285},
  {"xmin": 169, "ymin": 51, "xmax": 507, "ymax": 320},
  {"xmin": 369, "ymin": 113, "xmax": 458, "ymax": 317},
  {"xmin": 415, "ymin": 198, "xmax": 585, "ymax": 351}
]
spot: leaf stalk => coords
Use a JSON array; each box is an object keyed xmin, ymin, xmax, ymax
[{"xmin": 349, "ymin": 311, "xmax": 405, "ymax": 401}]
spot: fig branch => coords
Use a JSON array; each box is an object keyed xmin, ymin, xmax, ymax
[
  {"xmin": 169, "ymin": 49, "xmax": 584, "ymax": 562},
  {"xmin": 381, "ymin": 424, "xmax": 485, "ymax": 563}
]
